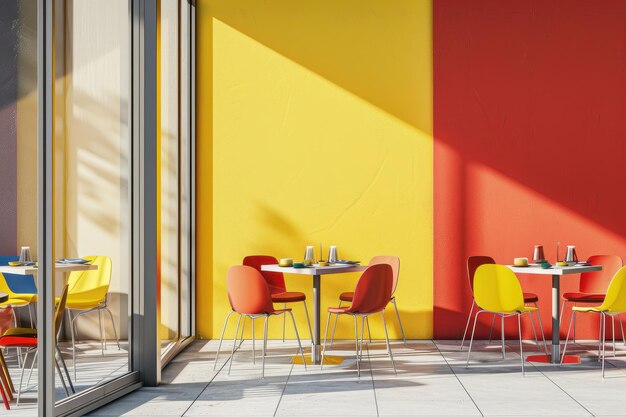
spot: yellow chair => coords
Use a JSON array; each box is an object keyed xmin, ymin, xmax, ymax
[
  {"xmin": 65, "ymin": 255, "xmax": 120, "ymax": 378},
  {"xmin": 466, "ymin": 264, "xmax": 539, "ymax": 375},
  {"xmin": 0, "ymin": 273, "xmax": 34, "ymax": 327},
  {"xmin": 561, "ymin": 266, "xmax": 626, "ymax": 378}
]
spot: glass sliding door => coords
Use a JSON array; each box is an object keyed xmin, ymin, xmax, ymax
[
  {"xmin": 158, "ymin": 0, "xmax": 194, "ymax": 363},
  {"xmin": 51, "ymin": 0, "xmax": 132, "ymax": 404}
]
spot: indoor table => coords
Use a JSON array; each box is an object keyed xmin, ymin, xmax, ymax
[
  {"xmin": 507, "ymin": 263, "xmax": 602, "ymax": 364},
  {"xmin": 0, "ymin": 263, "xmax": 97, "ymax": 276},
  {"xmin": 262, "ymin": 263, "xmax": 366, "ymax": 364}
]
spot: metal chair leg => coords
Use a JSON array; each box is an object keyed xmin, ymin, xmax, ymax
[
  {"xmin": 288, "ymin": 311, "xmax": 307, "ymax": 370},
  {"xmin": 602, "ymin": 313, "xmax": 607, "ymax": 379},
  {"xmin": 381, "ymin": 310, "xmax": 396, "ymax": 375},
  {"xmin": 391, "ymin": 297, "xmax": 407, "ymax": 345},
  {"xmin": 54, "ymin": 356, "xmax": 70, "ymax": 397},
  {"xmin": 358, "ymin": 316, "xmax": 366, "ymax": 380},
  {"xmin": 262, "ymin": 315, "xmax": 269, "ymax": 379},
  {"xmin": 330, "ymin": 301, "xmax": 343, "ymax": 348},
  {"xmin": 460, "ymin": 300, "xmax": 476, "ymax": 350},
  {"xmin": 620, "ymin": 313, "xmax": 626, "ymax": 345},
  {"xmin": 251, "ymin": 317, "xmax": 256, "ymax": 365},
  {"xmin": 228, "ymin": 314, "xmax": 243, "ymax": 376},
  {"xmin": 612, "ymin": 315, "xmax": 616, "ymax": 357},
  {"xmin": 573, "ymin": 305, "xmax": 578, "ymax": 343},
  {"xmin": 365, "ymin": 316, "xmax": 372, "ymax": 343},
  {"xmin": 56, "ymin": 345, "xmax": 75, "ymax": 394},
  {"xmin": 302, "ymin": 300, "xmax": 314, "ymax": 344},
  {"xmin": 104, "ymin": 307, "xmax": 121, "ymax": 350},
  {"xmin": 528, "ymin": 309, "xmax": 539, "ymax": 349},
  {"xmin": 282, "ymin": 303, "xmax": 286, "ymax": 342},
  {"xmin": 98, "ymin": 308, "xmax": 105, "ymax": 355},
  {"xmin": 466, "ymin": 310, "xmax": 483, "ymax": 367},
  {"xmin": 518, "ymin": 314, "xmax": 525, "ymax": 376},
  {"xmin": 501, "ymin": 314, "xmax": 506, "ymax": 359},
  {"xmin": 561, "ymin": 311, "xmax": 576, "ymax": 364},
  {"xmin": 16, "ymin": 350, "xmax": 30, "ymax": 406},
  {"xmin": 321, "ymin": 312, "xmax": 332, "ymax": 370},
  {"xmin": 488, "ymin": 314, "xmax": 496, "ymax": 344},
  {"xmin": 26, "ymin": 350, "xmax": 38, "ymax": 387},
  {"xmin": 213, "ymin": 311, "xmax": 233, "ymax": 370},
  {"xmin": 353, "ymin": 315, "xmax": 360, "ymax": 377},
  {"xmin": 70, "ymin": 312, "xmax": 78, "ymax": 380},
  {"xmin": 534, "ymin": 304, "xmax": 549, "ymax": 355},
  {"xmin": 238, "ymin": 316, "xmax": 247, "ymax": 348}
]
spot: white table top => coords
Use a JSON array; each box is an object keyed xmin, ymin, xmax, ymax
[
  {"xmin": 0, "ymin": 263, "xmax": 98, "ymax": 275},
  {"xmin": 262, "ymin": 263, "xmax": 367, "ymax": 276},
  {"xmin": 507, "ymin": 264, "xmax": 602, "ymax": 275}
]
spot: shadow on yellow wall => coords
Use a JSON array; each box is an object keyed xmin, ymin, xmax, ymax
[{"xmin": 197, "ymin": 0, "xmax": 433, "ymax": 340}]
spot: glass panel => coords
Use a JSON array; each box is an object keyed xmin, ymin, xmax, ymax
[
  {"xmin": 159, "ymin": 0, "xmax": 181, "ymax": 353},
  {"xmin": 53, "ymin": 0, "xmax": 131, "ymax": 399},
  {"xmin": 0, "ymin": 0, "xmax": 40, "ymax": 410}
]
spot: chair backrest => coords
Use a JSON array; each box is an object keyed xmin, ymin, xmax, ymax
[
  {"xmin": 67, "ymin": 256, "xmax": 112, "ymax": 303},
  {"xmin": 474, "ymin": 264, "xmax": 525, "ymax": 313},
  {"xmin": 0, "ymin": 256, "xmax": 37, "ymax": 295},
  {"xmin": 598, "ymin": 266, "xmax": 626, "ymax": 313},
  {"xmin": 579, "ymin": 255, "xmax": 623, "ymax": 293},
  {"xmin": 227, "ymin": 265, "xmax": 276, "ymax": 315},
  {"xmin": 467, "ymin": 256, "xmax": 496, "ymax": 292},
  {"xmin": 369, "ymin": 256, "xmax": 400, "ymax": 294},
  {"xmin": 243, "ymin": 255, "xmax": 286, "ymax": 294},
  {"xmin": 348, "ymin": 264, "xmax": 393, "ymax": 314},
  {"xmin": 54, "ymin": 285, "xmax": 70, "ymax": 341}
]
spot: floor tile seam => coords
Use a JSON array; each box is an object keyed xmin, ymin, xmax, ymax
[
  {"xmin": 433, "ymin": 340, "xmax": 484, "ymax": 417},
  {"xmin": 180, "ymin": 351, "xmax": 230, "ymax": 417},
  {"xmin": 365, "ymin": 343, "xmax": 380, "ymax": 417},
  {"xmin": 459, "ymin": 339, "xmax": 596, "ymax": 417},
  {"xmin": 272, "ymin": 350, "xmax": 295, "ymax": 417},
  {"xmin": 531, "ymin": 365, "xmax": 596, "ymax": 417}
]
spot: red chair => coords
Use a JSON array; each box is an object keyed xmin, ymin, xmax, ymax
[
  {"xmin": 221, "ymin": 265, "xmax": 306, "ymax": 378},
  {"xmin": 0, "ymin": 285, "xmax": 74, "ymax": 405},
  {"xmin": 461, "ymin": 256, "xmax": 547, "ymax": 354},
  {"xmin": 330, "ymin": 256, "xmax": 405, "ymax": 347},
  {"xmin": 321, "ymin": 264, "xmax": 395, "ymax": 378},
  {"xmin": 243, "ymin": 256, "xmax": 313, "ymax": 343},
  {"xmin": 561, "ymin": 254, "xmax": 623, "ymax": 344},
  {"xmin": 0, "ymin": 307, "xmax": 15, "ymax": 410}
]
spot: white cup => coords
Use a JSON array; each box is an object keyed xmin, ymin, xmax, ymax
[
  {"xmin": 304, "ymin": 246, "xmax": 315, "ymax": 265},
  {"xmin": 328, "ymin": 246, "xmax": 338, "ymax": 263}
]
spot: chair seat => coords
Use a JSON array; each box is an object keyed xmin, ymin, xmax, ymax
[
  {"xmin": 0, "ymin": 335, "xmax": 37, "ymax": 348},
  {"xmin": 563, "ymin": 292, "xmax": 605, "ymax": 303},
  {"xmin": 328, "ymin": 306, "xmax": 350, "ymax": 314},
  {"xmin": 523, "ymin": 292, "xmax": 539, "ymax": 303},
  {"xmin": 339, "ymin": 291, "xmax": 354, "ymax": 302},
  {"xmin": 66, "ymin": 297, "xmax": 105, "ymax": 310},
  {"xmin": 271, "ymin": 291, "xmax": 306, "ymax": 303},
  {"xmin": 0, "ymin": 298, "xmax": 30, "ymax": 308},
  {"xmin": 2, "ymin": 328, "xmax": 36, "ymax": 337}
]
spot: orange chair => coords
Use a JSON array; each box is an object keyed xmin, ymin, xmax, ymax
[
  {"xmin": 461, "ymin": 256, "xmax": 547, "ymax": 353},
  {"xmin": 321, "ymin": 264, "xmax": 395, "ymax": 378},
  {"xmin": 218, "ymin": 265, "xmax": 306, "ymax": 378},
  {"xmin": 330, "ymin": 256, "xmax": 405, "ymax": 346},
  {"xmin": 0, "ymin": 285, "xmax": 74, "ymax": 405},
  {"xmin": 560, "ymin": 254, "xmax": 623, "ymax": 344},
  {"xmin": 243, "ymin": 256, "xmax": 313, "ymax": 343}
]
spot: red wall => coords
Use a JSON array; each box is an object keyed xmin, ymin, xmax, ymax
[{"xmin": 434, "ymin": 0, "xmax": 626, "ymax": 339}]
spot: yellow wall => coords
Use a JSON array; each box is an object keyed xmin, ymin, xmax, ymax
[{"xmin": 197, "ymin": 0, "xmax": 433, "ymax": 339}]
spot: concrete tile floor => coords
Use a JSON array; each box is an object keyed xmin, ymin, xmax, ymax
[
  {"xmin": 3, "ymin": 341, "xmax": 129, "ymax": 416},
  {"xmin": 88, "ymin": 338, "xmax": 626, "ymax": 417}
]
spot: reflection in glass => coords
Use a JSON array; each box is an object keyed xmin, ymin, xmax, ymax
[
  {"xmin": 159, "ymin": 0, "xmax": 182, "ymax": 352},
  {"xmin": 51, "ymin": 0, "xmax": 131, "ymax": 402}
]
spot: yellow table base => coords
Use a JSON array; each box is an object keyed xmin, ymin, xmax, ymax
[{"xmin": 292, "ymin": 355, "xmax": 345, "ymax": 366}]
